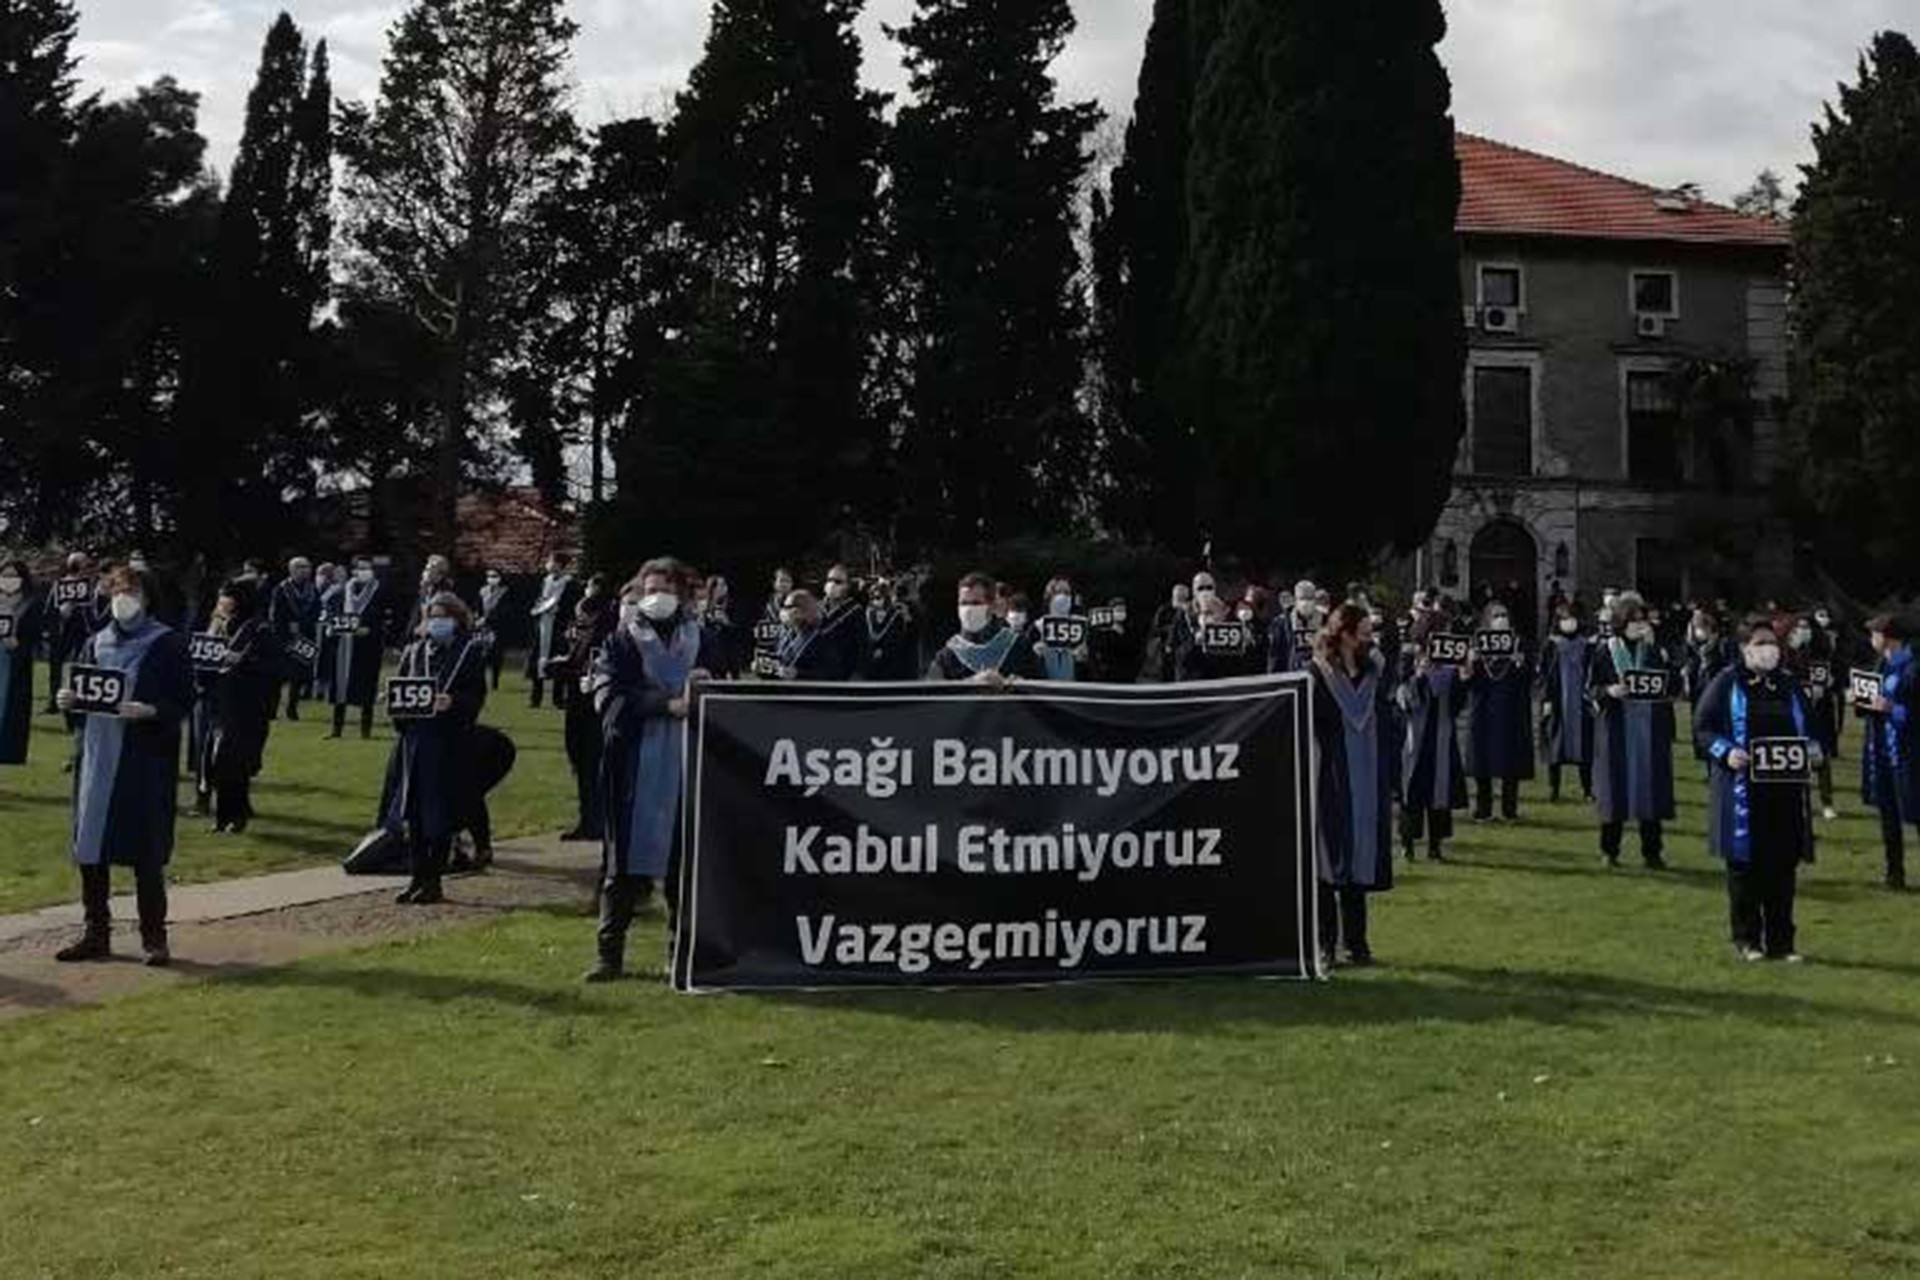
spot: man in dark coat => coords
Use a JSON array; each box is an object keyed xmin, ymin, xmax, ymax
[
  {"xmin": 204, "ymin": 581, "xmax": 277, "ymax": 834},
  {"xmin": 0, "ymin": 560, "xmax": 45, "ymax": 766},
  {"xmin": 526, "ymin": 552, "xmax": 581, "ymax": 709},
  {"xmin": 327, "ymin": 558, "xmax": 388, "ymax": 740},
  {"xmin": 48, "ymin": 551, "xmax": 104, "ymax": 718},
  {"xmin": 558, "ymin": 575, "xmax": 617, "ymax": 842},
  {"xmin": 268, "ymin": 557, "xmax": 321, "ymax": 720}
]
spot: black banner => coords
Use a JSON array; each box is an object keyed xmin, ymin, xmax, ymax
[
  {"xmin": 1749, "ymin": 737, "xmax": 1812, "ymax": 785},
  {"xmin": 1198, "ymin": 621, "xmax": 1251, "ymax": 655},
  {"xmin": 1475, "ymin": 630, "xmax": 1518, "ymax": 658},
  {"xmin": 672, "ymin": 675, "xmax": 1320, "ymax": 992},
  {"xmin": 326, "ymin": 613, "xmax": 359, "ymax": 637},
  {"xmin": 53, "ymin": 578, "xmax": 93, "ymax": 609}
]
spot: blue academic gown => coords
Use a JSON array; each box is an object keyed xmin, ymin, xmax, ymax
[
  {"xmin": 1401, "ymin": 666, "xmax": 1467, "ymax": 814},
  {"xmin": 0, "ymin": 593, "xmax": 46, "ymax": 765},
  {"xmin": 70, "ymin": 619, "xmax": 193, "ymax": 869},
  {"xmin": 1540, "ymin": 635, "xmax": 1594, "ymax": 765},
  {"xmin": 382, "ymin": 636, "xmax": 488, "ymax": 842},
  {"xmin": 1863, "ymin": 648, "xmax": 1920, "ymax": 823},
  {"xmin": 1468, "ymin": 652, "xmax": 1536, "ymax": 781},
  {"xmin": 1310, "ymin": 655, "xmax": 1397, "ymax": 892},
  {"xmin": 593, "ymin": 616, "xmax": 725, "ymax": 879},
  {"xmin": 1695, "ymin": 667, "xmax": 1814, "ymax": 867},
  {"xmin": 1589, "ymin": 639, "xmax": 1677, "ymax": 824}
]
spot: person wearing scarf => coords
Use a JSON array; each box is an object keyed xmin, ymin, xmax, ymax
[
  {"xmin": 1696, "ymin": 617, "xmax": 1817, "ymax": 961},
  {"xmin": 1467, "ymin": 605, "xmax": 1535, "ymax": 822},
  {"xmin": 775, "ymin": 590, "xmax": 854, "ymax": 681},
  {"xmin": 926, "ymin": 572, "xmax": 1044, "ymax": 683},
  {"xmin": 268, "ymin": 556, "xmax": 320, "ymax": 721},
  {"xmin": 476, "ymin": 567, "xmax": 511, "ymax": 691},
  {"xmin": 328, "ymin": 558, "xmax": 387, "ymax": 740},
  {"xmin": 1589, "ymin": 592, "xmax": 1677, "ymax": 869},
  {"xmin": 1862, "ymin": 614, "xmax": 1920, "ymax": 892},
  {"xmin": 1785, "ymin": 613, "xmax": 1842, "ymax": 822},
  {"xmin": 526, "ymin": 551, "xmax": 581, "ymax": 709},
  {"xmin": 0, "ymin": 560, "xmax": 46, "ymax": 767},
  {"xmin": 1398, "ymin": 616, "xmax": 1468, "ymax": 862},
  {"xmin": 1309, "ymin": 603, "xmax": 1396, "ymax": 968},
  {"xmin": 1681, "ymin": 609, "xmax": 1738, "ymax": 759},
  {"xmin": 383, "ymin": 594, "xmax": 488, "ymax": 905},
  {"xmin": 1539, "ymin": 601, "xmax": 1596, "ymax": 803},
  {"xmin": 859, "ymin": 577, "xmax": 919, "ymax": 681},
  {"xmin": 585, "ymin": 558, "xmax": 726, "ymax": 981},
  {"xmin": 204, "ymin": 580, "xmax": 275, "ymax": 835},
  {"xmin": 52, "ymin": 567, "xmax": 192, "ymax": 966}
]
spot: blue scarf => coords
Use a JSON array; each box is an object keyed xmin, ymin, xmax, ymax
[
  {"xmin": 626, "ymin": 618, "xmax": 700, "ymax": 877},
  {"xmin": 946, "ymin": 626, "xmax": 1016, "ymax": 676},
  {"xmin": 73, "ymin": 618, "xmax": 169, "ymax": 865}
]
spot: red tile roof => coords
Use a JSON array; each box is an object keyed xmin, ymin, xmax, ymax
[{"xmin": 1458, "ymin": 133, "xmax": 1791, "ymax": 249}]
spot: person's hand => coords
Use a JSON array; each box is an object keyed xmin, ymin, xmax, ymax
[
  {"xmin": 1727, "ymin": 748, "xmax": 1750, "ymax": 773},
  {"xmin": 354, "ymin": 627, "xmax": 370, "ymax": 639},
  {"xmin": 689, "ymin": 668, "xmax": 711, "ymax": 685},
  {"xmin": 117, "ymin": 701, "xmax": 156, "ymax": 721},
  {"xmin": 222, "ymin": 649, "xmax": 242, "ymax": 668},
  {"xmin": 1606, "ymin": 683, "xmax": 1627, "ymax": 700},
  {"xmin": 1870, "ymin": 694, "xmax": 1891, "ymax": 715},
  {"xmin": 1539, "ymin": 703, "xmax": 1553, "ymax": 720},
  {"xmin": 667, "ymin": 695, "xmax": 690, "ymax": 719},
  {"xmin": 55, "ymin": 689, "xmax": 74, "ymax": 712},
  {"xmin": 433, "ymin": 693, "xmax": 453, "ymax": 714},
  {"xmin": 972, "ymin": 670, "xmax": 1008, "ymax": 688}
]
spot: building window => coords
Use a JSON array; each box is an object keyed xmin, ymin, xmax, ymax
[
  {"xmin": 1631, "ymin": 270, "xmax": 1679, "ymax": 317},
  {"xmin": 1635, "ymin": 538, "xmax": 1683, "ymax": 607},
  {"xmin": 1478, "ymin": 264, "xmax": 1523, "ymax": 310},
  {"xmin": 1626, "ymin": 369, "xmax": 1682, "ymax": 485},
  {"xmin": 1471, "ymin": 364, "xmax": 1533, "ymax": 476}
]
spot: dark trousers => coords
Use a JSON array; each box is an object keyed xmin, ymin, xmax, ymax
[
  {"xmin": 1473, "ymin": 776, "xmax": 1521, "ymax": 820},
  {"xmin": 1814, "ymin": 760, "xmax": 1834, "ymax": 809},
  {"xmin": 1548, "ymin": 761, "xmax": 1593, "ymax": 800},
  {"xmin": 596, "ymin": 873, "xmax": 656, "ymax": 970},
  {"xmin": 1601, "ymin": 820, "xmax": 1665, "ymax": 864},
  {"xmin": 1877, "ymin": 804, "xmax": 1911, "ymax": 885},
  {"xmin": 45, "ymin": 654, "xmax": 65, "ymax": 711},
  {"xmin": 214, "ymin": 776, "xmax": 252, "ymax": 830},
  {"xmin": 79, "ymin": 862, "xmax": 168, "ymax": 945},
  {"xmin": 332, "ymin": 702, "xmax": 374, "ymax": 738},
  {"xmin": 487, "ymin": 643, "xmax": 504, "ymax": 691},
  {"xmin": 409, "ymin": 833, "xmax": 452, "ymax": 894},
  {"xmin": 1400, "ymin": 806, "xmax": 1452, "ymax": 854},
  {"xmin": 1728, "ymin": 856, "xmax": 1798, "ymax": 955},
  {"xmin": 283, "ymin": 679, "xmax": 309, "ymax": 719},
  {"xmin": 1316, "ymin": 883, "xmax": 1370, "ymax": 960},
  {"xmin": 565, "ymin": 703, "xmax": 604, "ymax": 838}
]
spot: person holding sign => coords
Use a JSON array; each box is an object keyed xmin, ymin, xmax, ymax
[
  {"xmin": 327, "ymin": 558, "xmax": 387, "ymax": 740},
  {"xmin": 1031, "ymin": 577, "xmax": 1087, "ymax": 682},
  {"xmin": 52, "ymin": 567, "xmax": 193, "ymax": 966},
  {"xmin": 559, "ymin": 575, "xmax": 617, "ymax": 843},
  {"xmin": 268, "ymin": 557, "xmax": 320, "ymax": 721},
  {"xmin": 1398, "ymin": 617, "xmax": 1468, "ymax": 862},
  {"xmin": 0, "ymin": 560, "xmax": 45, "ymax": 767},
  {"xmin": 382, "ymin": 594, "xmax": 488, "ymax": 905},
  {"xmin": 1786, "ymin": 614, "xmax": 1841, "ymax": 821},
  {"xmin": 1309, "ymin": 604, "xmax": 1396, "ymax": 967},
  {"xmin": 1589, "ymin": 593, "xmax": 1677, "ymax": 870},
  {"xmin": 201, "ymin": 581, "xmax": 275, "ymax": 835},
  {"xmin": 1539, "ymin": 601, "xmax": 1595, "ymax": 803},
  {"xmin": 1467, "ymin": 606, "xmax": 1535, "ymax": 821},
  {"xmin": 584, "ymin": 559, "xmax": 725, "ymax": 981},
  {"xmin": 48, "ymin": 552, "xmax": 104, "ymax": 722},
  {"xmin": 1861, "ymin": 614, "xmax": 1920, "ymax": 892},
  {"xmin": 1175, "ymin": 586, "xmax": 1258, "ymax": 682},
  {"xmin": 926, "ymin": 573, "xmax": 1044, "ymax": 683},
  {"xmin": 1695, "ymin": 618, "xmax": 1818, "ymax": 961}
]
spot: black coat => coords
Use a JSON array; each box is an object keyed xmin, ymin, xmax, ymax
[
  {"xmin": 208, "ymin": 618, "xmax": 276, "ymax": 786},
  {"xmin": 0, "ymin": 594, "xmax": 45, "ymax": 764},
  {"xmin": 382, "ymin": 637, "xmax": 488, "ymax": 841}
]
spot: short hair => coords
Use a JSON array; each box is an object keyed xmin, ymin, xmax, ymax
[
  {"xmin": 957, "ymin": 572, "xmax": 996, "ymax": 596},
  {"xmin": 1742, "ymin": 613, "xmax": 1780, "ymax": 641},
  {"xmin": 420, "ymin": 592, "xmax": 473, "ymax": 633},
  {"xmin": 632, "ymin": 557, "xmax": 693, "ymax": 596},
  {"xmin": 1869, "ymin": 614, "xmax": 1917, "ymax": 643},
  {"xmin": 101, "ymin": 566, "xmax": 146, "ymax": 597}
]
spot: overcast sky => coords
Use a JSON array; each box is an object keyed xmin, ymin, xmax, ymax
[{"xmin": 72, "ymin": 0, "xmax": 1913, "ymax": 203}]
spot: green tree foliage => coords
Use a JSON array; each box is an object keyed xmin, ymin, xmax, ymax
[
  {"xmin": 1178, "ymin": 0, "xmax": 1464, "ymax": 573},
  {"xmin": 1791, "ymin": 31, "xmax": 1920, "ymax": 597},
  {"xmin": 337, "ymin": 0, "xmax": 580, "ymax": 553},
  {"xmin": 887, "ymin": 0, "xmax": 1103, "ymax": 550}
]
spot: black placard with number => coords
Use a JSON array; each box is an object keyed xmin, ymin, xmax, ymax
[
  {"xmin": 1622, "ymin": 669, "xmax": 1674, "ymax": 702},
  {"xmin": 1805, "ymin": 660, "xmax": 1833, "ymax": 689},
  {"xmin": 188, "ymin": 633, "xmax": 230, "ymax": 672},
  {"xmin": 287, "ymin": 636, "xmax": 319, "ymax": 666},
  {"xmin": 1199, "ymin": 621, "xmax": 1251, "ymax": 655},
  {"xmin": 385, "ymin": 676, "xmax": 439, "ymax": 719},
  {"xmin": 1851, "ymin": 668, "xmax": 1881, "ymax": 710},
  {"xmin": 53, "ymin": 578, "xmax": 93, "ymax": 609},
  {"xmin": 326, "ymin": 613, "xmax": 359, "ymax": 638},
  {"xmin": 750, "ymin": 654, "xmax": 782, "ymax": 679},
  {"xmin": 753, "ymin": 620, "xmax": 783, "ymax": 655},
  {"xmin": 1475, "ymin": 630, "xmax": 1519, "ymax": 658},
  {"xmin": 1428, "ymin": 633, "xmax": 1472, "ymax": 665},
  {"xmin": 67, "ymin": 665, "xmax": 128, "ymax": 716},
  {"xmin": 0, "ymin": 615, "xmax": 13, "ymax": 642},
  {"xmin": 1089, "ymin": 606, "xmax": 1127, "ymax": 630},
  {"xmin": 1749, "ymin": 737, "xmax": 1813, "ymax": 785},
  {"xmin": 1037, "ymin": 616, "xmax": 1090, "ymax": 649}
]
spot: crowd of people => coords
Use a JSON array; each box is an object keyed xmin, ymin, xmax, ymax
[{"xmin": 0, "ymin": 549, "xmax": 1913, "ymax": 981}]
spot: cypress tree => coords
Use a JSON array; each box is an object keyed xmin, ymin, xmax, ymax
[
  {"xmin": 1790, "ymin": 31, "xmax": 1920, "ymax": 596},
  {"xmin": 1179, "ymin": 0, "xmax": 1463, "ymax": 571},
  {"xmin": 888, "ymin": 0, "xmax": 1103, "ymax": 549}
]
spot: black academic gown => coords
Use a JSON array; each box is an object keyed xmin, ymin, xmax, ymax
[
  {"xmin": 860, "ymin": 607, "xmax": 921, "ymax": 681},
  {"xmin": 0, "ymin": 594, "xmax": 45, "ymax": 765},
  {"xmin": 382, "ymin": 637, "xmax": 488, "ymax": 842},
  {"xmin": 1695, "ymin": 667, "xmax": 1814, "ymax": 867},
  {"xmin": 1468, "ymin": 652, "xmax": 1536, "ymax": 781},
  {"xmin": 208, "ymin": 618, "xmax": 275, "ymax": 790},
  {"xmin": 1175, "ymin": 619, "xmax": 1261, "ymax": 682}
]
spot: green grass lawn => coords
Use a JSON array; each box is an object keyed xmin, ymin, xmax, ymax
[
  {"xmin": 3, "ymin": 711, "xmax": 1920, "ymax": 1278},
  {"xmin": 0, "ymin": 668, "xmax": 576, "ymax": 914}
]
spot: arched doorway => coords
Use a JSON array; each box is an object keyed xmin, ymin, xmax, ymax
[{"xmin": 1469, "ymin": 519, "xmax": 1539, "ymax": 637}]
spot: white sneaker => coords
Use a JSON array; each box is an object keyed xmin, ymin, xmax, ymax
[
  {"xmin": 1822, "ymin": 807, "xmax": 1839, "ymax": 821},
  {"xmin": 1783, "ymin": 953, "xmax": 1805, "ymax": 964},
  {"xmin": 1737, "ymin": 945, "xmax": 1766, "ymax": 963}
]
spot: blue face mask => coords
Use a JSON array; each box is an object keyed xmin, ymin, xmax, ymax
[{"xmin": 427, "ymin": 618, "xmax": 458, "ymax": 644}]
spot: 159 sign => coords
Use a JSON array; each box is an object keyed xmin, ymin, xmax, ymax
[
  {"xmin": 1749, "ymin": 737, "xmax": 1812, "ymax": 785},
  {"xmin": 67, "ymin": 666, "xmax": 128, "ymax": 716},
  {"xmin": 385, "ymin": 677, "xmax": 439, "ymax": 719},
  {"xmin": 1622, "ymin": 669, "xmax": 1673, "ymax": 702}
]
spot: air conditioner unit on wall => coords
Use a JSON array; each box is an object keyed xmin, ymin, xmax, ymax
[
  {"xmin": 1480, "ymin": 306, "xmax": 1520, "ymax": 335},
  {"xmin": 1636, "ymin": 314, "xmax": 1669, "ymax": 339}
]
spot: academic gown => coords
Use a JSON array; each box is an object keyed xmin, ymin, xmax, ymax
[
  {"xmin": 1310, "ymin": 655, "xmax": 1397, "ymax": 892},
  {"xmin": 1539, "ymin": 635, "xmax": 1595, "ymax": 765},
  {"xmin": 1790, "ymin": 635, "xmax": 1842, "ymax": 757},
  {"xmin": 592, "ymin": 616, "xmax": 725, "ymax": 879},
  {"xmin": 69, "ymin": 620, "xmax": 193, "ymax": 869},
  {"xmin": 701, "ymin": 607, "xmax": 744, "ymax": 679},
  {"xmin": 1589, "ymin": 638, "xmax": 1677, "ymax": 824},
  {"xmin": 1695, "ymin": 667, "xmax": 1815, "ymax": 867},
  {"xmin": 1400, "ymin": 666, "xmax": 1468, "ymax": 813},
  {"xmin": 1265, "ymin": 614, "xmax": 1298, "ymax": 675},
  {"xmin": 926, "ymin": 619, "xmax": 1046, "ymax": 682},
  {"xmin": 779, "ymin": 623, "xmax": 857, "ymax": 682},
  {"xmin": 1863, "ymin": 649, "xmax": 1920, "ymax": 822},
  {"xmin": 860, "ymin": 607, "xmax": 921, "ymax": 682},
  {"xmin": 381, "ymin": 637, "xmax": 488, "ymax": 842},
  {"xmin": 1682, "ymin": 636, "xmax": 1739, "ymax": 758},
  {"xmin": 526, "ymin": 574, "xmax": 581, "ymax": 680},
  {"xmin": 329, "ymin": 581, "xmax": 387, "ymax": 709},
  {"xmin": 562, "ymin": 597, "xmax": 618, "ymax": 779},
  {"xmin": 208, "ymin": 618, "xmax": 275, "ymax": 789},
  {"xmin": 1468, "ymin": 652, "xmax": 1536, "ymax": 781},
  {"xmin": 1174, "ymin": 620, "xmax": 1260, "ymax": 682},
  {"xmin": 0, "ymin": 593, "xmax": 45, "ymax": 764},
  {"xmin": 269, "ymin": 579, "xmax": 321, "ymax": 654}
]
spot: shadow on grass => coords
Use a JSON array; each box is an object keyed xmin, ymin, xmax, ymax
[
  {"xmin": 1450, "ymin": 846, "xmax": 1894, "ymax": 906},
  {"xmin": 225, "ymin": 957, "xmax": 617, "ymax": 1018}
]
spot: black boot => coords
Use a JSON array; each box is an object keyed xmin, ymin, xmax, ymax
[
  {"xmin": 141, "ymin": 925, "xmax": 170, "ymax": 968},
  {"xmin": 55, "ymin": 928, "xmax": 111, "ymax": 963}
]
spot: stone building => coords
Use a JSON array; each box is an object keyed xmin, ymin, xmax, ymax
[{"xmin": 1419, "ymin": 134, "xmax": 1793, "ymax": 627}]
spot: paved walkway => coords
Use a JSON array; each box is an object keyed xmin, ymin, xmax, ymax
[{"xmin": 0, "ymin": 834, "xmax": 600, "ymax": 1021}]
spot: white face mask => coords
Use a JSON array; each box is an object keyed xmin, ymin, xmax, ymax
[
  {"xmin": 1790, "ymin": 629, "xmax": 1812, "ymax": 649},
  {"xmin": 1051, "ymin": 594, "xmax": 1073, "ymax": 616},
  {"xmin": 354, "ymin": 569, "xmax": 373, "ymax": 584},
  {"xmin": 638, "ymin": 593, "xmax": 678, "ymax": 623},
  {"xmin": 1746, "ymin": 644, "xmax": 1782, "ymax": 673},
  {"xmin": 825, "ymin": 582, "xmax": 848, "ymax": 601},
  {"xmin": 110, "ymin": 594, "xmax": 145, "ymax": 626},
  {"xmin": 958, "ymin": 604, "xmax": 992, "ymax": 635},
  {"xmin": 0, "ymin": 576, "xmax": 20, "ymax": 595},
  {"xmin": 1815, "ymin": 613, "xmax": 1832, "ymax": 628},
  {"xmin": 1007, "ymin": 611, "xmax": 1029, "ymax": 631},
  {"xmin": 1558, "ymin": 618, "xmax": 1579, "ymax": 635},
  {"xmin": 1490, "ymin": 618, "xmax": 1512, "ymax": 633},
  {"xmin": 619, "ymin": 599, "xmax": 643, "ymax": 626},
  {"xmin": 779, "ymin": 607, "xmax": 798, "ymax": 628},
  {"xmin": 1195, "ymin": 588, "xmax": 1217, "ymax": 607},
  {"xmin": 1626, "ymin": 621, "xmax": 1652, "ymax": 642}
]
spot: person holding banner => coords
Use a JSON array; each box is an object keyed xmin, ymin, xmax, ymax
[
  {"xmin": 476, "ymin": 567, "xmax": 511, "ymax": 691},
  {"xmin": 383, "ymin": 594, "xmax": 488, "ymax": 905},
  {"xmin": 327, "ymin": 558, "xmax": 386, "ymax": 740},
  {"xmin": 1589, "ymin": 593, "xmax": 1677, "ymax": 870},
  {"xmin": 0, "ymin": 560, "xmax": 45, "ymax": 766},
  {"xmin": 1467, "ymin": 606, "xmax": 1534, "ymax": 822},
  {"xmin": 1862, "ymin": 614, "xmax": 1920, "ymax": 891},
  {"xmin": 267, "ymin": 557, "xmax": 320, "ymax": 720},
  {"xmin": 202, "ymin": 581, "xmax": 276, "ymax": 835},
  {"xmin": 559, "ymin": 575, "xmax": 617, "ymax": 843},
  {"xmin": 52, "ymin": 567, "xmax": 192, "ymax": 966},
  {"xmin": 1696, "ymin": 618, "xmax": 1817, "ymax": 961},
  {"xmin": 927, "ymin": 573, "xmax": 1044, "ymax": 683},
  {"xmin": 1398, "ymin": 618, "xmax": 1468, "ymax": 862},
  {"xmin": 776, "ymin": 590, "xmax": 856, "ymax": 681},
  {"xmin": 1310, "ymin": 604, "xmax": 1396, "ymax": 967},
  {"xmin": 1786, "ymin": 614, "xmax": 1841, "ymax": 820},
  {"xmin": 585, "ymin": 559, "xmax": 724, "ymax": 982},
  {"xmin": 526, "ymin": 552, "xmax": 580, "ymax": 709},
  {"xmin": 1539, "ymin": 601, "xmax": 1595, "ymax": 803},
  {"xmin": 860, "ymin": 578, "xmax": 919, "ymax": 681}
]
